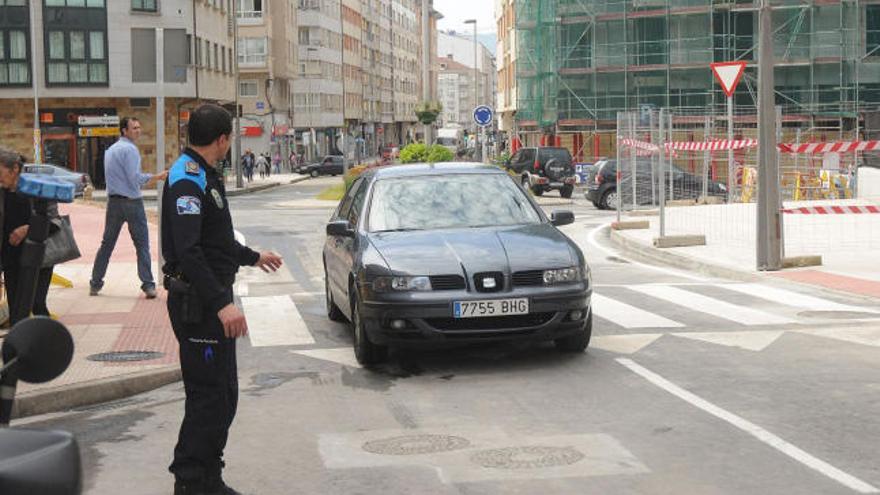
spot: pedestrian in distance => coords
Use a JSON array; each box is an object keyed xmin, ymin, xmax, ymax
[
  {"xmin": 255, "ymin": 153, "xmax": 268, "ymax": 179},
  {"xmin": 162, "ymin": 104, "xmax": 283, "ymax": 495},
  {"xmin": 240, "ymin": 149, "xmax": 254, "ymax": 183},
  {"xmin": 89, "ymin": 117, "xmax": 167, "ymax": 299},
  {"xmin": 0, "ymin": 149, "xmax": 62, "ymax": 323}
]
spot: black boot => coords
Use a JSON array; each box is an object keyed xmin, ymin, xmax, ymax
[
  {"xmin": 203, "ymin": 475, "xmax": 243, "ymax": 495},
  {"xmin": 174, "ymin": 478, "xmax": 206, "ymax": 495}
]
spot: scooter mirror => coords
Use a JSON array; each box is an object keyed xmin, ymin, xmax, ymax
[{"xmin": 1, "ymin": 317, "xmax": 73, "ymax": 384}]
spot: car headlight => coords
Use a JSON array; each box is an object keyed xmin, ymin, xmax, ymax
[
  {"xmin": 543, "ymin": 266, "xmax": 586, "ymax": 285},
  {"xmin": 373, "ymin": 276, "xmax": 432, "ymax": 292}
]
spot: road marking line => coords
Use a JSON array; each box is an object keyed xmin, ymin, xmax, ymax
[
  {"xmin": 291, "ymin": 348, "xmax": 361, "ymax": 368},
  {"xmin": 617, "ymin": 358, "xmax": 880, "ymax": 494},
  {"xmin": 235, "ymin": 282, "xmax": 249, "ymax": 297},
  {"xmin": 672, "ymin": 330, "xmax": 784, "ymax": 352},
  {"xmin": 630, "ymin": 285, "xmax": 796, "ymax": 326},
  {"xmin": 242, "ymin": 295, "xmax": 316, "ymax": 347},
  {"xmin": 593, "ymin": 294, "xmax": 684, "ymax": 328},
  {"xmin": 591, "ymin": 333, "xmax": 663, "ymax": 354},
  {"xmin": 586, "ymin": 223, "xmax": 708, "ymax": 282},
  {"xmin": 721, "ymin": 283, "xmax": 880, "ymax": 315}
]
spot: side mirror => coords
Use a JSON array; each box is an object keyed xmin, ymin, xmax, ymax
[
  {"xmin": 550, "ymin": 210, "xmax": 575, "ymax": 227},
  {"xmin": 326, "ymin": 220, "xmax": 355, "ymax": 237}
]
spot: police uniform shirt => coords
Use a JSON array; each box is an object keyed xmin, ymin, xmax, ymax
[{"xmin": 162, "ymin": 148, "xmax": 260, "ymax": 313}]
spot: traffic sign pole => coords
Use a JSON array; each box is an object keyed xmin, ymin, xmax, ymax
[
  {"xmin": 710, "ymin": 61, "xmax": 747, "ymax": 204},
  {"xmin": 727, "ymin": 95, "xmax": 733, "ymax": 203}
]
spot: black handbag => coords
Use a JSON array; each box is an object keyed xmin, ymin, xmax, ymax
[{"xmin": 41, "ymin": 215, "xmax": 81, "ymax": 268}]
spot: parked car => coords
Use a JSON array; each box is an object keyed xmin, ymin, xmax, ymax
[
  {"xmin": 323, "ymin": 162, "xmax": 593, "ymax": 365},
  {"xmin": 297, "ymin": 155, "xmax": 345, "ymax": 177},
  {"xmin": 23, "ymin": 164, "xmax": 91, "ymax": 197},
  {"xmin": 504, "ymin": 147, "xmax": 577, "ymax": 198},
  {"xmin": 585, "ymin": 158, "xmax": 728, "ymax": 210}
]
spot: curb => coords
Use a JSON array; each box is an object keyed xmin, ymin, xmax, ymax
[
  {"xmin": 608, "ymin": 228, "xmax": 759, "ymax": 282},
  {"xmin": 608, "ymin": 227, "xmax": 880, "ymax": 305},
  {"xmin": 12, "ymin": 366, "xmax": 181, "ymax": 420},
  {"xmin": 88, "ymin": 176, "xmax": 312, "ymax": 202}
]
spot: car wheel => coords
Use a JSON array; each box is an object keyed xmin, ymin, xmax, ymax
[
  {"xmin": 601, "ymin": 189, "xmax": 618, "ymax": 210},
  {"xmin": 560, "ymin": 184, "xmax": 574, "ymax": 199},
  {"xmin": 351, "ymin": 293, "xmax": 388, "ymax": 365},
  {"xmin": 325, "ymin": 268, "xmax": 346, "ymax": 322},
  {"xmin": 521, "ymin": 175, "xmax": 529, "ymax": 190},
  {"xmin": 591, "ymin": 201, "xmax": 601, "ymax": 209},
  {"xmin": 531, "ymin": 186, "xmax": 544, "ymax": 196},
  {"xmin": 310, "ymin": 170, "xmax": 320, "ymax": 178},
  {"xmin": 555, "ymin": 311, "xmax": 592, "ymax": 353}
]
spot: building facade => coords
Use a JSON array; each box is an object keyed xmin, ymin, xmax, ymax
[
  {"xmin": 437, "ymin": 56, "xmax": 474, "ymax": 127},
  {"xmin": 0, "ymin": 0, "xmax": 235, "ymax": 187},
  {"xmin": 437, "ymin": 31, "xmax": 496, "ymax": 134},
  {"xmin": 236, "ymin": 0, "xmax": 298, "ymax": 163},
  {"xmin": 495, "ymin": 0, "xmax": 516, "ymax": 136},
  {"xmin": 502, "ymin": 0, "xmax": 880, "ymax": 161}
]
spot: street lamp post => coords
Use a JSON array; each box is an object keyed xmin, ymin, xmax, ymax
[
  {"xmin": 465, "ymin": 19, "xmax": 478, "ymax": 160},
  {"xmin": 29, "ymin": 0, "xmax": 40, "ymax": 163},
  {"xmin": 306, "ymin": 47, "xmax": 319, "ymax": 162}
]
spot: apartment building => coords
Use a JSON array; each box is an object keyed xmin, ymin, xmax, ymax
[
  {"xmin": 495, "ymin": 0, "xmax": 515, "ymax": 136},
  {"xmin": 236, "ymin": 0, "xmax": 298, "ymax": 160},
  {"xmin": 0, "ymin": 0, "xmax": 235, "ymax": 187},
  {"xmin": 390, "ymin": 0, "xmax": 420, "ymax": 145},
  {"xmin": 437, "ymin": 31, "xmax": 496, "ymax": 134},
  {"xmin": 437, "ymin": 56, "xmax": 473, "ymax": 127}
]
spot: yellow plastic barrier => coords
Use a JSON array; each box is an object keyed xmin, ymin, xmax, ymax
[{"xmin": 51, "ymin": 273, "xmax": 73, "ymax": 288}]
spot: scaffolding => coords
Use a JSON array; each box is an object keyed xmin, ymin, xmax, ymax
[{"xmin": 514, "ymin": 0, "xmax": 880, "ymax": 161}]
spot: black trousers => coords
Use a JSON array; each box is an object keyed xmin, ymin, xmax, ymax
[
  {"xmin": 4, "ymin": 263, "xmax": 54, "ymax": 323},
  {"xmin": 167, "ymin": 289, "xmax": 238, "ymax": 483}
]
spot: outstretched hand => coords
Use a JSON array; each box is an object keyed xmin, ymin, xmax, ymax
[{"xmin": 255, "ymin": 251, "xmax": 283, "ymax": 273}]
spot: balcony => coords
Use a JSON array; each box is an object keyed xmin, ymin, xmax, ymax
[
  {"xmin": 237, "ymin": 10, "xmax": 264, "ymax": 25},
  {"xmin": 238, "ymin": 54, "xmax": 268, "ymax": 69}
]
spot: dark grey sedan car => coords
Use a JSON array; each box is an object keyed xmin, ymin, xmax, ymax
[{"xmin": 323, "ymin": 163, "xmax": 593, "ymax": 365}]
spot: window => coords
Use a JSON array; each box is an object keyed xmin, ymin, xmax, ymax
[
  {"xmin": 240, "ymin": 80, "xmax": 258, "ymax": 97},
  {"xmin": 868, "ymin": 6, "xmax": 880, "ymax": 56},
  {"xmin": 164, "ymin": 28, "xmax": 186, "ymax": 82},
  {"xmin": 0, "ymin": 28, "xmax": 29, "ymax": 85},
  {"xmin": 238, "ymin": 37, "xmax": 267, "ymax": 65},
  {"xmin": 237, "ymin": 0, "xmax": 262, "ymax": 18},
  {"xmin": 43, "ymin": 1, "xmax": 108, "ymax": 85},
  {"xmin": 132, "ymin": 0, "xmax": 157, "ymax": 11},
  {"xmin": 131, "ymin": 28, "xmax": 156, "ymax": 82},
  {"xmin": 213, "ymin": 42, "xmax": 218, "ymax": 71}
]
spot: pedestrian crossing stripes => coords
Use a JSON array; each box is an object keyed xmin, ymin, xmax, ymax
[
  {"xmin": 590, "ymin": 294, "xmax": 684, "ymax": 329},
  {"xmin": 627, "ymin": 285, "xmax": 797, "ymax": 326},
  {"xmin": 242, "ymin": 295, "xmax": 316, "ymax": 347}
]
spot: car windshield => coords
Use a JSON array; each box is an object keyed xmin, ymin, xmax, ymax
[{"xmin": 367, "ymin": 174, "xmax": 543, "ymax": 232}]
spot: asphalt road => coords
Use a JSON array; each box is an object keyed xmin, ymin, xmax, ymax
[{"xmin": 16, "ymin": 176, "xmax": 880, "ymax": 495}]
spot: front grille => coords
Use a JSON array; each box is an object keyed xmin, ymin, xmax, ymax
[
  {"xmin": 429, "ymin": 275, "xmax": 466, "ymax": 291},
  {"xmin": 513, "ymin": 270, "xmax": 544, "ymax": 287},
  {"xmin": 425, "ymin": 312, "xmax": 554, "ymax": 331},
  {"xmin": 473, "ymin": 272, "xmax": 504, "ymax": 292}
]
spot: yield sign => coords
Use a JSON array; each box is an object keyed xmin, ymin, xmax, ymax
[{"xmin": 710, "ymin": 61, "xmax": 747, "ymax": 98}]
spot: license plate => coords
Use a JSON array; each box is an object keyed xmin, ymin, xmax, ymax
[{"xmin": 453, "ymin": 298, "xmax": 529, "ymax": 318}]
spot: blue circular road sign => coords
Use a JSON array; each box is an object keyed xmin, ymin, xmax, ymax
[{"xmin": 473, "ymin": 105, "xmax": 493, "ymax": 127}]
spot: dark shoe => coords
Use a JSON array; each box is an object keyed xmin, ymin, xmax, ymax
[
  {"xmin": 144, "ymin": 287, "xmax": 157, "ymax": 299},
  {"xmin": 204, "ymin": 476, "xmax": 243, "ymax": 495},
  {"xmin": 89, "ymin": 286, "xmax": 100, "ymax": 296},
  {"xmin": 174, "ymin": 479, "xmax": 206, "ymax": 495}
]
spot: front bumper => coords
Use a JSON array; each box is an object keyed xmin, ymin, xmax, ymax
[{"xmin": 358, "ymin": 286, "xmax": 591, "ymax": 347}]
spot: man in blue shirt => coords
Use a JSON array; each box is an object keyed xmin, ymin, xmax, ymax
[{"xmin": 90, "ymin": 117, "xmax": 168, "ymax": 298}]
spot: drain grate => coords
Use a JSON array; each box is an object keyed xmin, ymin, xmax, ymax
[
  {"xmin": 362, "ymin": 434, "xmax": 471, "ymax": 456},
  {"xmin": 470, "ymin": 446, "xmax": 585, "ymax": 470},
  {"xmin": 87, "ymin": 351, "xmax": 164, "ymax": 362}
]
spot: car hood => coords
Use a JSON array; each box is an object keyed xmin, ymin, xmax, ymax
[{"xmin": 366, "ymin": 224, "xmax": 576, "ymax": 275}]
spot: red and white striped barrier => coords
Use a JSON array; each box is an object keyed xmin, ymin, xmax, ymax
[
  {"xmin": 778, "ymin": 140, "xmax": 880, "ymax": 154},
  {"xmin": 665, "ymin": 139, "xmax": 758, "ymax": 152},
  {"xmin": 781, "ymin": 205, "xmax": 880, "ymax": 215},
  {"xmin": 618, "ymin": 138, "xmax": 659, "ymax": 152}
]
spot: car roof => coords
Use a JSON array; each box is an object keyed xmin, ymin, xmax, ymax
[{"xmin": 364, "ymin": 162, "xmax": 505, "ymax": 180}]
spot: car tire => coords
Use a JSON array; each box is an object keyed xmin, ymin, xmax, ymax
[
  {"xmin": 600, "ymin": 188, "xmax": 618, "ymax": 210},
  {"xmin": 555, "ymin": 311, "xmax": 592, "ymax": 353},
  {"xmin": 352, "ymin": 294, "xmax": 388, "ymax": 365},
  {"xmin": 531, "ymin": 186, "xmax": 544, "ymax": 196},
  {"xmin": 560, "ymin": 184, "xmax": 574, "ymax": 199},
  {"xmin": 521, "ymin": 175, "xmax": 529, "ymax": 190},
  {"xmin": 325, "ymin": 268, "xmax": 346, "ymax": 322},
  {"xmin": 310, "ymin": 170, "xmax": 320, "ymax": 178},
  {"xmin": 591, "ymin": 200, "xmax": 600, "ymax": 209}
]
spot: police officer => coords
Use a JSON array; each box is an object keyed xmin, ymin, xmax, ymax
[{"xmin": 162, "ymin": 104, "xmax": 282, "ymax": 495}]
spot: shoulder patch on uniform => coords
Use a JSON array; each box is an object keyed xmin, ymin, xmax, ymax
[
  {"xmin": 169, "ymin": 155, "xmax": 207, "ymax": 192},
  {"xmin": 176, "ymin": 196, "xmax": 201, "ymax": 215},
  {"xmin": 185, "ymin": 161, "xmax": 200, "ymax": 175}
]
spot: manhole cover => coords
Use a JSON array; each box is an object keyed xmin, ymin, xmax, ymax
[
  {"xmin": 470, "ymin": 446, "xmax": 585, "ymax": 469},
  {"xmin": 87, "ymin": 351, "xmax": 164, "ymax": 362},
  {"xmin": 362, "ymin": 434, "xmax": 470, "ymax": 456},
  {"xmin": 798, "ymin": 310, "xmax": 880, "ymax": 320}
]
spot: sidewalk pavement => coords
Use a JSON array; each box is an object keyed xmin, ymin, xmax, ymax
[
  {"xmin": 4, "ymin": 174, "xmax": 312, "ymax": 420},
  {"xmin": 610, "ymin": 197, "xmax": 880, "ymax": 302},
  {"xmin": 90, "ymin": 172, "xmax": 308, "ymax": 201}
]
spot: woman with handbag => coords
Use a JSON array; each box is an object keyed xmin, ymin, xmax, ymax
[{"xmin": 0, "ymin": 149, "xmax": 65, "ymax": 319}]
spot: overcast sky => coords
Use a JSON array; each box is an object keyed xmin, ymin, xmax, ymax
[{"xmin": 434, "ymin": 0, "xmax": 496, "ymax": 35}]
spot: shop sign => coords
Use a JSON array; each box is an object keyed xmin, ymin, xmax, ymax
[
  {"xmin": 78, "ymin": 127, "xmax": 121, "ymax": 138},
  {"xmin": 242, "ymin": 126, "xmax": 262, "ymax": 137},
  {"xmin": 78, "ymin": 115, "xmax": 120, "ymax": 126}
]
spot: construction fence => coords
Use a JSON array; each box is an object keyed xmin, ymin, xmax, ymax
[{"xmin": 614, "ymin": 108, "xmax": 880, "ymax": 260}]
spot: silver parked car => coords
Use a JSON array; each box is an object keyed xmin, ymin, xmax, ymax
[
  {"xmin": 23, "ymin": 164, "xmax": 91, "ymax": 197},
  {"xmin": 323, "ymin": 163, "xmax": 593, "ymax": 365}
]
